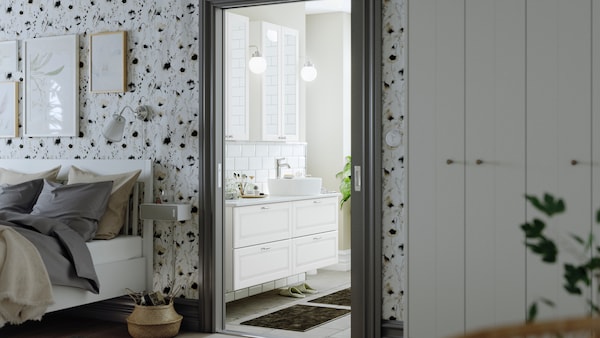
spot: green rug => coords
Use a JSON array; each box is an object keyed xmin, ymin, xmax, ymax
[
  {"xmin": 309, "ymin": 288, "xmax": 351, "ymax": 307},
  {"xmin": 240, "ymin": 304, "xmax": 351, "ymax": 332}
]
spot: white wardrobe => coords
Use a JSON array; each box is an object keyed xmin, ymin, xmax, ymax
[{"xmin": 407, "ymin": 1, "xmax": 600, "ymax": 337}]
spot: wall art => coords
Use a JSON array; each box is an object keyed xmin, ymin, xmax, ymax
[
  {"xmin": 23, "ymin": 34, "xmax": 79, "ymax": 137},
  {"xmin": 0, "ymin": 41, "xmax": 18, "ymax": 72},
  {"xmin": 0, "ymin": 81, "xmax": 18, "ymax": 137},
  {"xmin": 90, "ymin": 31, "xmax": 127, "ymax": 93}
]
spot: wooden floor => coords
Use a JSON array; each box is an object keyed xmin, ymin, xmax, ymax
[{"xmin": 0, "ymin": 310, "xmax": 133, "ymax": 338}]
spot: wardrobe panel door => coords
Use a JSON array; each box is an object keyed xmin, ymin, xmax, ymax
[
  {"xmin": 593, "ymin": 1, "xmax": 600, "ymax": 308},
  {"xmin": 465, "ymin": 0, "xmax": 526, "ymax": 330},
  {"xmin": 407, "ymin": 0, "xmax": 465, "ymax": 337},
  {"xmin": 526, "ymin": 0, "xmax": 592, "ymax": 319}
]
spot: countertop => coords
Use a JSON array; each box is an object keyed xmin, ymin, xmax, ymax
[{"xmin": 225, "ymin": 192, "xmax": 341, "ymax": 207}]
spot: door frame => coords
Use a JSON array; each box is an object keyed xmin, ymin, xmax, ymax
[{"xmin": 198, "ymin": 1, "xmax": 382, "ymax": 336}]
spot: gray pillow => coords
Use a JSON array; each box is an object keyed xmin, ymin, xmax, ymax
[
  {"xmin": 0, "ymin": 179, "xmax": 44, "ymax": 213},
  {"xmin": 31, "ymin": 179, "xmax": 113, "ymax": 241}
]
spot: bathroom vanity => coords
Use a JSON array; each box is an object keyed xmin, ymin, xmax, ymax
[{"xmin": 225, "ymin": 193, "xmax": 340, "ymax": 292}]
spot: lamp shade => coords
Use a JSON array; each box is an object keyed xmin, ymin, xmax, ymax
[
  {"xmin": 301, "ymin": 61, "xmax": 318, "ymax": 82},
  {"xmin": 102, "ymin": 114, "xmax": 126, "ymax": 142},
  {"xmin": 249, "ymin": 51, "xmax": 267, "ymax": 74}
]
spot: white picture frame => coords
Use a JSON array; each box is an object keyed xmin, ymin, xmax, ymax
[
  {"xmin": 23, "ymin": 35, "xmax": 79, "ymax": 137},
  {"xmin": 89, "ymin": 31, "xmax": 127, "ymax": 93},
  {"xmin": 0, "ymin": 41, "xmax": 18, "ymax": 73},
  {"xmin": 0, "ymin": 81, "xmax": 18, "ymax": 138}
]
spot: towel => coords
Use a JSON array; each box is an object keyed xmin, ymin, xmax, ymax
[{"xmin": 0, "ymin": 225, "xmax": 53, "ymax": 327}]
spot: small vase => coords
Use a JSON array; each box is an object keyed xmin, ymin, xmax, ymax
[{"xmin": 126, "ymin": 302, "xmax": 183, "ymax": 338}]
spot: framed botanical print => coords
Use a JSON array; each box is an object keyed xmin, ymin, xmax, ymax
[
  {"xmin": 0, "ymin": 81, "xmax": 18, "ymax": 137},
  {"xmin": 0, "ymin": 41, "xmax": 18, "ymax": 73},
  {"xmin": 23, "ymin": 34, "xmax": 79, "ymax": 137},
  {"xmin": 89, "ymin": 31, "xmax": 127, "ymax": 93}
]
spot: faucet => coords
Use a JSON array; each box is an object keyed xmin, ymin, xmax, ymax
[{"xmin": 276, "ymin": 158, "xmax": 291, "ymax": 179}]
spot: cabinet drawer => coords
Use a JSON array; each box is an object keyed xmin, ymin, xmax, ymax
[
  {"xmin": 233, "ymin": 202, "xmax": 292, "ymax": 248},
  {"xmin": 233, "ymin": 240, "xmax": 292, "ymax": 290},
  {"xmin": 293, "ymin": 197, "xmax": 339, "ymax": 237},
  {"xmin": 292, "ymin": 230, "xmax": 338, "ymax": 274}
]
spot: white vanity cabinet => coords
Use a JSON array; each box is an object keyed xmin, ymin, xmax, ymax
[
  {"xmin": 224, "ymin": 12, "xmax": 250, "ymax": 141},
  {"xmin": 226, "ymin": 195, "xmax": 339, "ymax": 292},
  {"xmin": 250, "ymin": 21, "xmax": 299, "ymax": 142}
]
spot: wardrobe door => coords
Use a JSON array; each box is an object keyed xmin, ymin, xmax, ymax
[
  {"xmin": 526, "ymin": 0, "xmax": 593, "ymax": 319},
  {"xmin": 407, "ymin": 0, "xmax": 465, "ymax": 337},
  {"xmin": 464, "ymin": 0, "xmax": 526, "ymax": 330},
  {"xmin": 593, "ymin": 2, "xmax": 600, "ymax": 303}
]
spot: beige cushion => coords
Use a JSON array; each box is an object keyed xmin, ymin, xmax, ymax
[
  {"xmin": 0, "ymin": 166, "xmax": 61, "ymax": 184},
  {"xmin": 67, "ymin": 166, "xmax": 141, "ymax": 240}
]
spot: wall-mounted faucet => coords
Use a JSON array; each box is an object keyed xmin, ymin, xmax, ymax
[{"xmin": 276, "ymin": 158, "xmax": 291, "ymax": 179}]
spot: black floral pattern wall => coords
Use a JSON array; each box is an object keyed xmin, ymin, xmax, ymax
[{"xmin": 0, "ymin": 1, "xmax": 200, "ymax": 298}]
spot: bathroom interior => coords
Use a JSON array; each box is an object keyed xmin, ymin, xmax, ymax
[{"xmin": 222, "ymin": 0, "xmax": 352, "ymax": 336}]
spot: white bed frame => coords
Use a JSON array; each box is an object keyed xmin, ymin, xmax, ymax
[{"xmin": 0, "ymin": 159, "xmax": 153, "ymax": 312}]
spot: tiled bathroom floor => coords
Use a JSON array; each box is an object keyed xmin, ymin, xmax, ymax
[{"xmin": 225, "ymin": 269, "xmax": 351, "ymax": 338}]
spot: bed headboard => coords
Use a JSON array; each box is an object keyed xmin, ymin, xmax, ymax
[{"xmin": 0, "ymin": 159, "xmax": 154, "ymax": 288}]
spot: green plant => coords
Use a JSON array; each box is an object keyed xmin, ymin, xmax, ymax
[
  {"xmin": 336, "ymin": 155, "xmax": 352, "ymax": 209},
  {"xmin": 521, "ymin": 193, "xmax": 600, "ymax": 322}
]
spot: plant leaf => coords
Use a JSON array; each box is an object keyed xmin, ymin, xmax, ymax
[
  {"xmin": 527, "ymin": 302, "xmax": 538, "ymax": 323},
  {"xmin": 525, "ymin": 193, "xmax": 565, "ymax": 216}
]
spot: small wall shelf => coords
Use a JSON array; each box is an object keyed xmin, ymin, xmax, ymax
[{"xmin": 140, "ymin": 203, "xmax": 192, "ymax": 221}]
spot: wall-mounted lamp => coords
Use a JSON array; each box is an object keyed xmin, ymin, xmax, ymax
[
  {"xmin": 248, "ymin": 45, "xmax": 267, "ymax": 74},
  {"xmin": 300, "ymin": 60, "xmax": 318, "ymax": 82},
  {"xmin": 102, "ymin": 105, "xmax": 150, "ymax": 142}
]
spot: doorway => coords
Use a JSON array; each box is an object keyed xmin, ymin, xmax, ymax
[
  {"xmin": 222, "ymin": 2, "xmax": 351, "ymax": 336},
  {"xmin": 198, "ymin": 1, "xmax": 382, "ymax": 337}
]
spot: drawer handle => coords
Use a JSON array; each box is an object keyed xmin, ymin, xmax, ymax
[
  {"xmin": 313, "ymin": 237, "xmax": 322, "ymax": 240},
  {"xmin": 261, "ymin": 206, "xmax": 270, "ymax": 210},
  {"xmin": 261, "ymin": 247, "xmax": 271, "ymax": 251},
  {"xmin": 313, "ymin": 200, "xmax": 321, "ymax": 204},
  {"xmin": 571, "ymin": 159, "xmax": 578, "ymax": 166}
]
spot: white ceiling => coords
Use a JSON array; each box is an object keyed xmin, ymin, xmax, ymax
[{"xmin": 305, "ymin": 0, "xmax": 351, "ymax": 14}]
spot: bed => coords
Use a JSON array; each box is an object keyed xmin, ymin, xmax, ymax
[{"xmin": 0, "ymin": 159, "xmax": 153, "ymax": 324}]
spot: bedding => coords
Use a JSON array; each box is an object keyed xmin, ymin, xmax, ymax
[
  {"xmin": 0, "ymin": 179, "xmax": 44, "ymax": 213},
  {"xmin": 0, "ymin": 225, "xmax": 53, "ymax": 327},
  {"xmin": 67, "ymin": 166, "xmax": 141, "ymax": 240},
  {"xmin": 31, "ymin": 180, "xmax": 114, "ymax": 241},
  {"xmin": 0, "ymin": 166, "xmax": 60, "ymax": 184}
]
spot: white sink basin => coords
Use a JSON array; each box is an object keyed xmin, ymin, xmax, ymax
[{"xmin": 268, "ymin": 177, "xmax": 322, "ymax": 196}]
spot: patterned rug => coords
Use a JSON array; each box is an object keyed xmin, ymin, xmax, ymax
[
  {"xmin": 240, "ymin": 304, "xmax": 351, "ymax": 332},
  {"xmin": 309, "ymin": 288, "xmax": 351, "ymax": 307}
]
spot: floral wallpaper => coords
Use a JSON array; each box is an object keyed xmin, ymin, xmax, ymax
[
  {"xmin": 382, "ymin": 0, "xmax": 406, "ymax": 321},
  {"xmin": 0, "ymin": 1, "xmax": 200, "ymax": 298},
  {"xmin": 0, "ymin": 0, "xmax": 408, "ymax": 322}
]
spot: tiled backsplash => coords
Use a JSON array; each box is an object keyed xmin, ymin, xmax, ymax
[{"xmin": 225, "ymin": 141, "xmax": 307, "ymax": 194}]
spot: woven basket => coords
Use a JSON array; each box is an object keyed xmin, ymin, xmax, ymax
[{"xmin": 126, "ymin": 302, "xmax": 183, "ymax": 338}]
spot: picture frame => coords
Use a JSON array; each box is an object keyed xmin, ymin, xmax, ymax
[
  {"xmin": 0, "ymin": 40, "xmax": 18, "ymax": 73},
  {"xmin": 0, "ymin": 81, "xmax": 18, "ymax": 138},
  {"xmin": 23, "ymin": 35, "xmax": 79, "ymax": 137},
  {"xmin": 89, "ymin": 31, "xmax": 127, "ymax": 93}
]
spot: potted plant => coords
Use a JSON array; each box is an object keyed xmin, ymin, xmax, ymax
[
  {"xmin": 336, "ymin": 155, "xmax": 352, "ymax": 209},
  {"xmin": 521, "ymin": 193, "xmax": 600, "ymax": 321}
]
